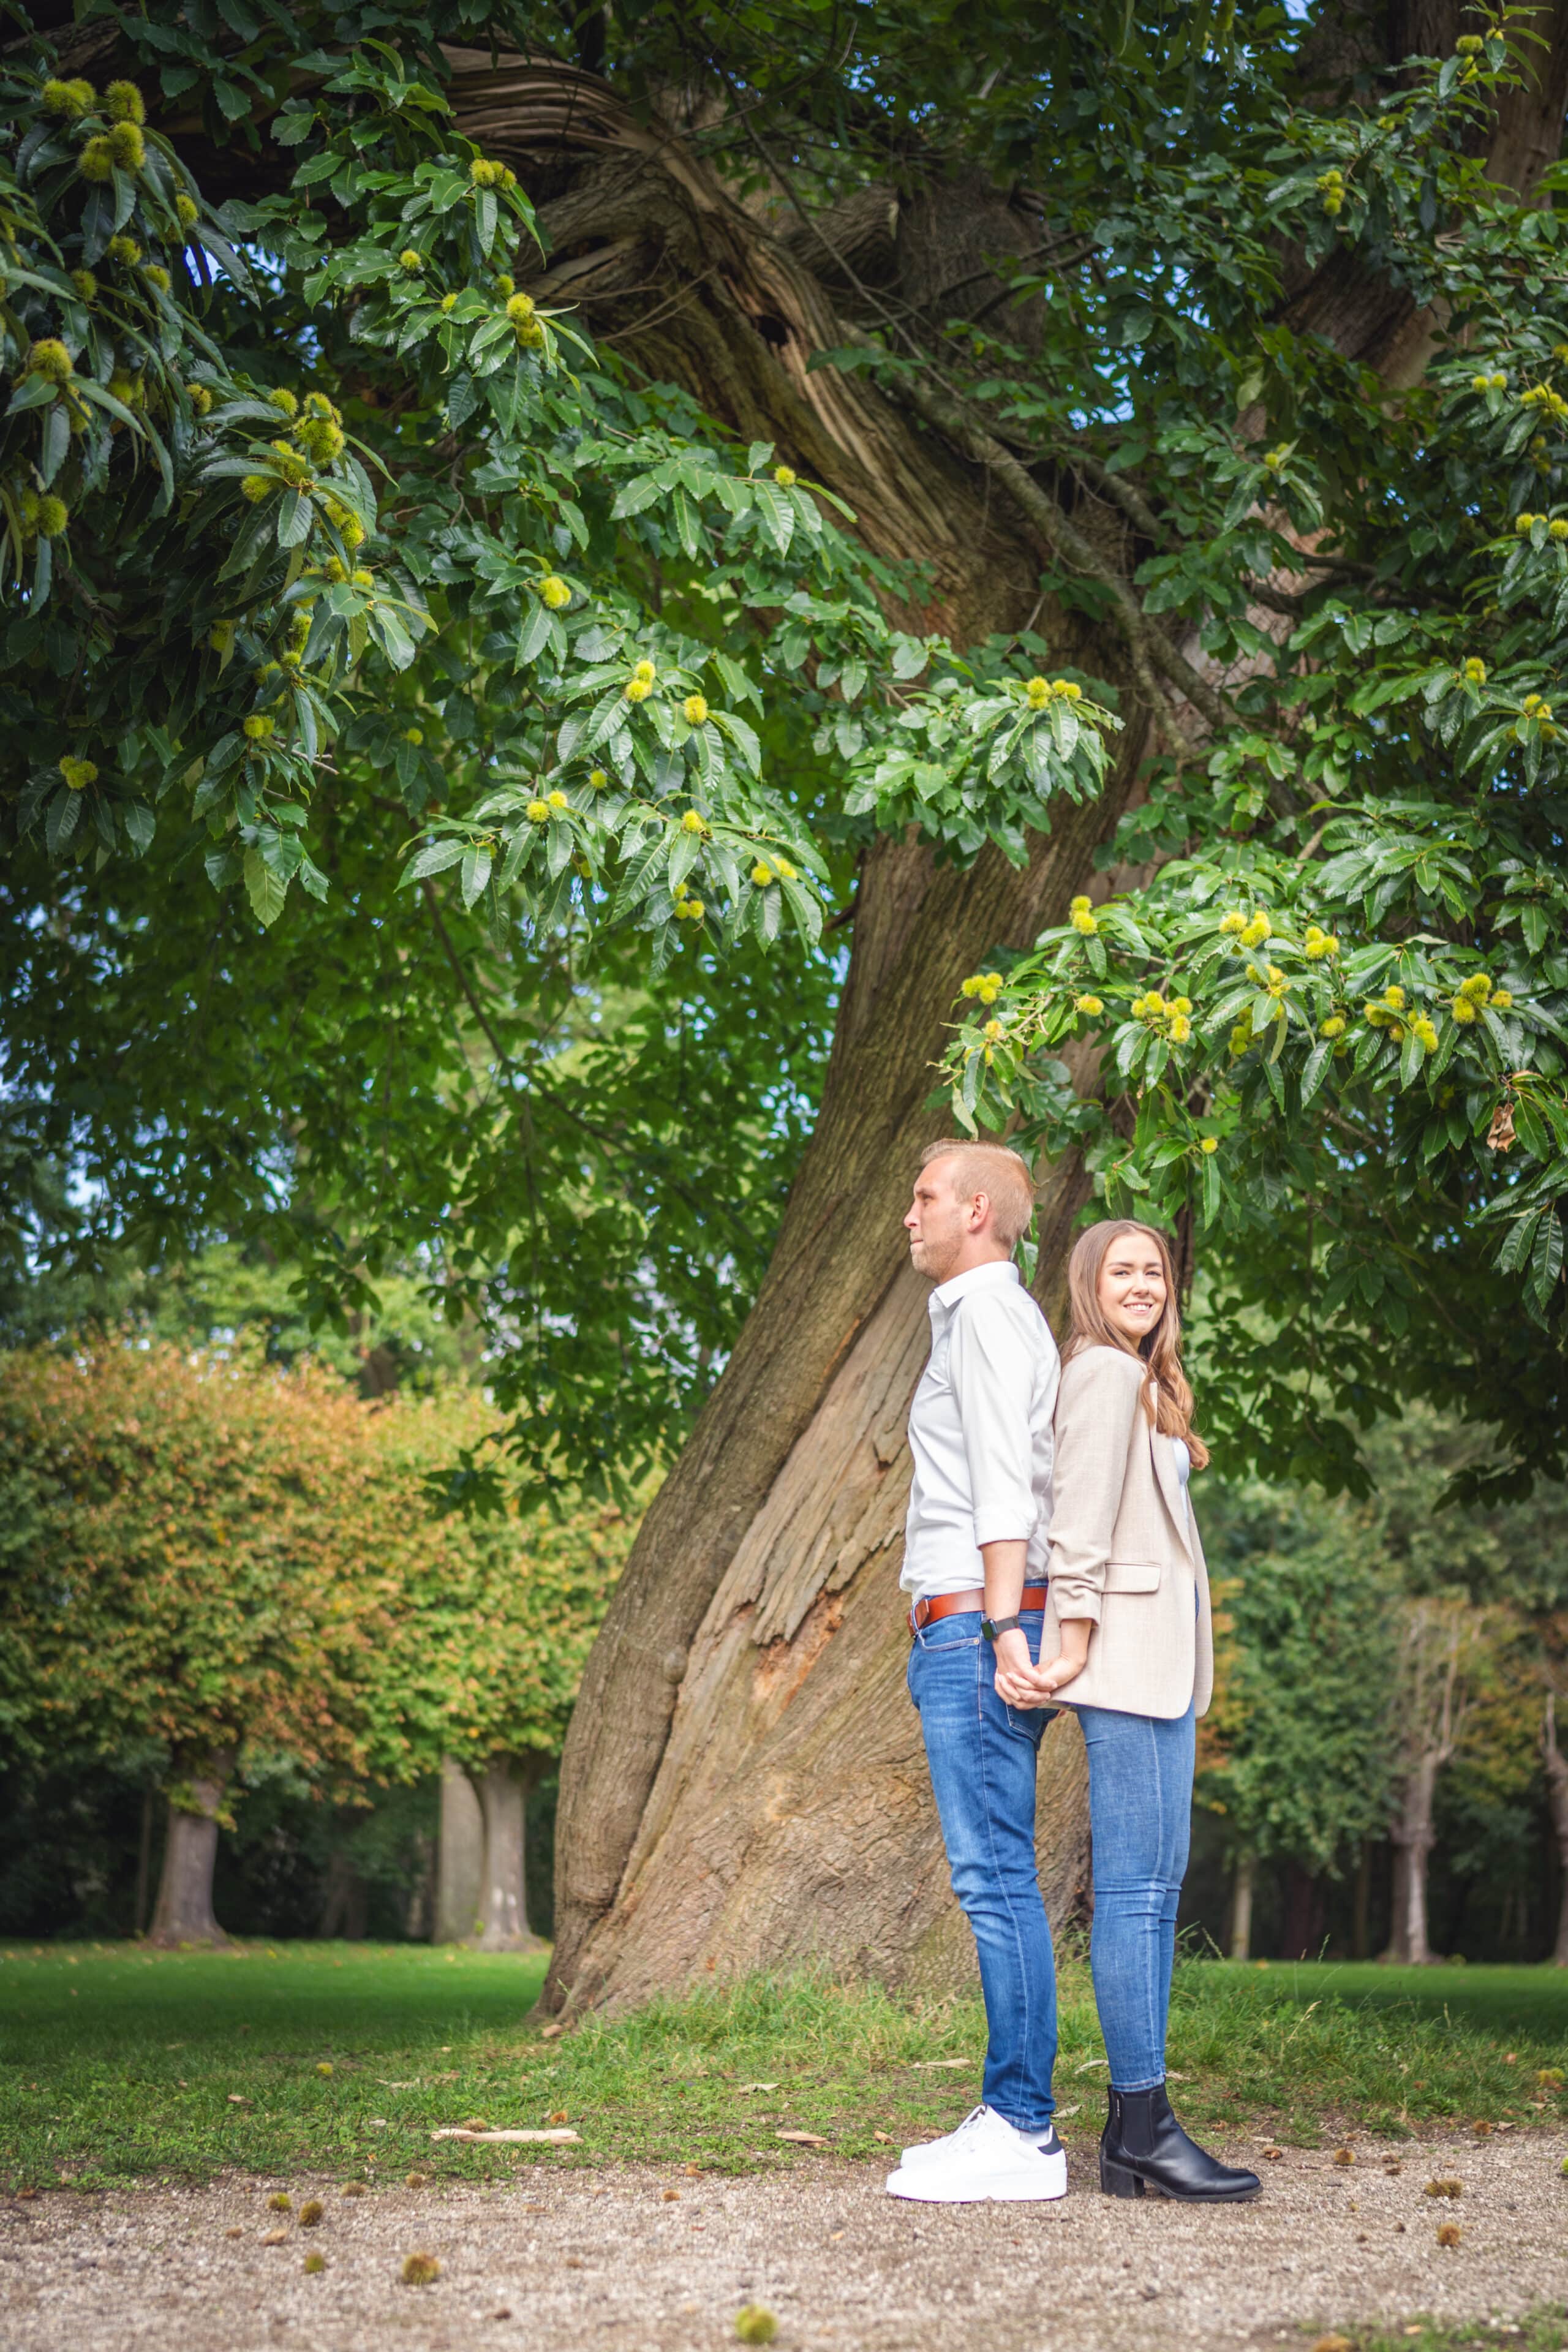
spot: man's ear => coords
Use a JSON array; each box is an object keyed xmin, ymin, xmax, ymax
[{"xmin": 968, "ymin": 1190, "xmax": 990, "ymax": 1231}]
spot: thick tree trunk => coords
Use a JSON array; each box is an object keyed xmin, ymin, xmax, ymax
[
  {"xmin": 1229, "ymin": 1851, "xmax": 1256, "ymax": 1962},
  {"xmin": 434, "ymin": 1755, "xmax": 485, "ymax": 1943},
  {"xmin": 546, "ymin": 824, "xmax": 1114, "ymax": 2013},
  {"xmin": 147, "ymin": 1753, "xmax": 232, "ymax": 1947},
  {"xmin": 473, "ymin": 1756, "xmax": 546, "ymax": 1951}
]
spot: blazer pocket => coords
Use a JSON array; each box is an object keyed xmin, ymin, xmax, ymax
[{"xmin": 1102, "ymin": 1559, "xmax": 1162, "ymax": 1593}]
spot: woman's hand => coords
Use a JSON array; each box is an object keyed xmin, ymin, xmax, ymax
[{"xmin": 1031, "ymin": 1618, "xmax": 1093, "ymax": 1698}]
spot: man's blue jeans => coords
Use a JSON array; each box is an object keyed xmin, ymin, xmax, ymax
[
  {"xmin": 907, "ymin": 1607, "xmax": 1057, "ymax": 2133},
  {"xmin": 910, "ymin": 1613, "xmax": 1199, "ymax": 2117}
]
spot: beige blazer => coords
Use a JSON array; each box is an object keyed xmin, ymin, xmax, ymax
[{"xmin": 1042, "ymin": 1343, "xmax": 1213, "ymax": 1721}]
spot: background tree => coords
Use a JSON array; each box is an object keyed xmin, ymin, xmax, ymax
[
  {"xmin": 0, "ymin": 1338, "xmax": 626, "ymax": 1942},
  {"xmin": 1193, "ymin": 1401, "xmax": 1568, "ymax": 1961},
  {"xmin": 1198, "ymin": 1535, "xmax": 1396, "ymax": 1961},
  {"xmin": 357, "ymin": 1389, "xmax": 643, "ymax": 1948},
  {"xmin": 0, "ymin": 1344, "xmax": 397, "ymax": 1941},
  {"xmin": 8, "ymin": 0, "xmax": 1568, "ymax": 2009}
]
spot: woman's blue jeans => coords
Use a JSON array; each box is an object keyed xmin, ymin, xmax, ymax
[
  {"xmin": 910, "ymin": 1609, "xmax": 1197, "ymax": 2118},
  {"xmin": 1077, "ymin": 1699, "xmax": 1196, "ymax": 2092}
]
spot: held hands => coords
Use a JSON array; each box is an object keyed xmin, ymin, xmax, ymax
[{"xmin": 992, "ymin": 1619, "xmax": 1093, "ymax": 1710}]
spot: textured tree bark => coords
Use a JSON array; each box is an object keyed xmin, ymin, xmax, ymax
[
  {"xmin": 147, "ymin": 1752, "xmax": 232, "ymax": 1948},
  {"xmin": 434, "ymin": 1755, "xmax": 485, "ymax": 1943},
  {"xmin": 473, "ymin": 1756, "xmax": 546, "ymax": 1951}
]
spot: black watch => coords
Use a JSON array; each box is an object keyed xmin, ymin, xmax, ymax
[{"xmin": 982, "ymin": 1613, "xmax": 1022, "ymax": 1642}]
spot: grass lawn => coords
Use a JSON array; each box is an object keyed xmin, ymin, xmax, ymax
[
  {"xmin": 1360, "ymin": 2316, "xmax": 1568, "ymax": 2352},
  {"xmin": 2, "ymin": 1942, "xmax": 1566, "ymax": 2191}
]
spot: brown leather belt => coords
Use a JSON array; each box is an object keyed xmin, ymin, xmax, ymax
[{"xmin": 910, "ymin": 1582, "xmax": 1048, "ymax": 1632}]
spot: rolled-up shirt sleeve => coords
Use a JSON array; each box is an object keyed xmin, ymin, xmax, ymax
[
  {"xmin": 949, "ymin": 1293, "xmax": 1039, "ymax": 1548},
  {"xmin": 1046, "ymin": 1350, "xmax": 1144, "ymax": 1623}
]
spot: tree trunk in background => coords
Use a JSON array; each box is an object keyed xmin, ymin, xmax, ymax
[
  {"xmin": 404, "ymin": 1831, "xmax": 435, "ymax": 1942},
  {"xmin": 1281, "ymin": 1861, "xmax": 1328, "ymax": 1962},
  {"xmin": 1384, "ymin": 1762, "xmax": 1441, "ymax": 1966},
  {"xmin": 1352, "ymin": 1839, "xmax": 1373, "ymax": 1961},
  {"xmin": 1381, "ymin": 1599, "xmax": 1478, "ymax": 1965},
  {"xmin": 1229, "ymin": 1852, "xmax": 1255, "ymax": 1962},
  {"xmin": 435, "ymin": 1756, "xmax": 484, "ymax": 1943},
  {"xmin": 147, "ymin": 1752, "xmax": 232, "ymax": 1947},
  {"xmin": 133, "ymin": 1783, "xmax": 156, "ymax": 1940},
  {"xmin": 1542, "ymin": 1697, "xmax": 1568, "ymax": 1966},
  {"xmin": 317, "ymin": 1845, "xmax": 369, "ymax": 1940},
  {"xmin": 473, "ymin": 1757, "xmax": 546, "ymax": 1951}
]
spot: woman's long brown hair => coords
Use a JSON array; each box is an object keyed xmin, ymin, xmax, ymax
[{"xmin": 1061, "ymin": 1219, "xmax": 1210, "ymax": 1469}]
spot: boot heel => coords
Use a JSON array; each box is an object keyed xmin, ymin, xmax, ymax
[{"xmin": 1099, "ymin": 2155, "xmax": 1144, "ymax": 2198}]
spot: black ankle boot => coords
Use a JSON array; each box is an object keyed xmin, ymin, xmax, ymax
[{"xmin": 1099, "ymin": 2084, "xmax": 1261, "ymax": 2202}]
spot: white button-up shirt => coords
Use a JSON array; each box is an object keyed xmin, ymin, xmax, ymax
[{"xmin": 900, "ymin": 1259, "xmax": 1061, "ymax": 1604}]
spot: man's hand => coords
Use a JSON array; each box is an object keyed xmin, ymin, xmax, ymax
[
  {"xmin": 992, "ymin": 1626, "xmax": 1048, "ymax": 1710},
  {"xmin": 1033, "ymin": 1618, "xmax": 1093, "ymax": 1697}
]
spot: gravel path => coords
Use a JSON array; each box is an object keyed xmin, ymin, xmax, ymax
[{"xmin": 4, "ymin": 2131, "xmax": 1566, "ymax": 2351}]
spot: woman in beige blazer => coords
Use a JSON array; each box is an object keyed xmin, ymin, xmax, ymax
[{"xmin": 1031, "ymin": 1218, "xmax": 1258, "ymax": 2206}]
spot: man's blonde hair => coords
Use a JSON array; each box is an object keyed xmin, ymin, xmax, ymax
[{"xmin": 919, "ymin": 1139, "xmax": 1037, "ymax": 1250}]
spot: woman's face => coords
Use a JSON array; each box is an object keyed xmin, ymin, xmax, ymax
[{"xmin": 1098, "ymin": 1234, "xmax": 1168, "ymax": 1346}]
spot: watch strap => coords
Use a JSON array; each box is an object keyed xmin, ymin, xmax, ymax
[{"xmin": 982, "ymin": 1613, "xmax": 1023, "ymax": 1641}]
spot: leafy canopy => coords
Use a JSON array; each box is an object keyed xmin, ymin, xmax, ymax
[{"xmin": 4, "ymin": 1, "xmax": 1568, "ymax": 1494}]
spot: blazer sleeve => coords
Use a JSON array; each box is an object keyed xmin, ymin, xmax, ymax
[
  {"xmin": 948, "ymin": 1290, "xmax": 1040, "ymax": 1548},
  {"xmin": 1046, "ymin": 1347, "xmax": 1147, "ymax": 1623}
]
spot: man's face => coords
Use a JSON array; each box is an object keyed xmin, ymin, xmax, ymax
[{"xmin": 905, "ymin": 1157, "xmax": 970, "ymax": 1283}]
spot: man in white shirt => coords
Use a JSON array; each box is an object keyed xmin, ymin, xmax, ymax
[{"xmin": 885, "ymin": 1137, "xmax": 1066, "ymax": 2206}]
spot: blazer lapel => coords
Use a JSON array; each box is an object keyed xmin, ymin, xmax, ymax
[{"xmin": 1147, "ymin": 1419, "xmax": 1194, "ymax": 1562}]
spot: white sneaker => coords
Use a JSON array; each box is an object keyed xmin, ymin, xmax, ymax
[
  {"xmin": 898, "ymin": 2105, "xmax": 1062, "ymax": 2166},
  {"xmin": 885, "ymin": 2105, "xmax": 1068, "ymax": 2203}
]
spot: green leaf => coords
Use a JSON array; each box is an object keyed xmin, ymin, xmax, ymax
[
  {"xmin": 1300, "ymin": 1038, "xmax": 1335, "ymax": 1104},
  {"xmin": 516, "ymin": 598, "xmax": 554, "ymax": 666},
  {"xmin": 752, "ymin": 480, "xmax": 794, "ymax": 556},
  {"xmin": 243, "ymin": 845, "xmax": 290, "ymax": 927},
  {"xmin": 405, "ymin": 837, "xmax": 467, "ymax": 883},
  {"xmin": 44, "ymin": 786, "xmax": 80, "ymax": 853},
  {"xmin": 459, "ymin": 844, "xmax": 493, "ymax": 908},
  {"xmin": 277, "ymin": 490, "xmax": 313, "ymax": 549},
  {"xmin": 1529, "ymin": 1210, "xmax": 1564, "ymax": 1305},
  {"xmin": 611, "ymin": 474, "xmax": 662, "ymax": 520}
]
